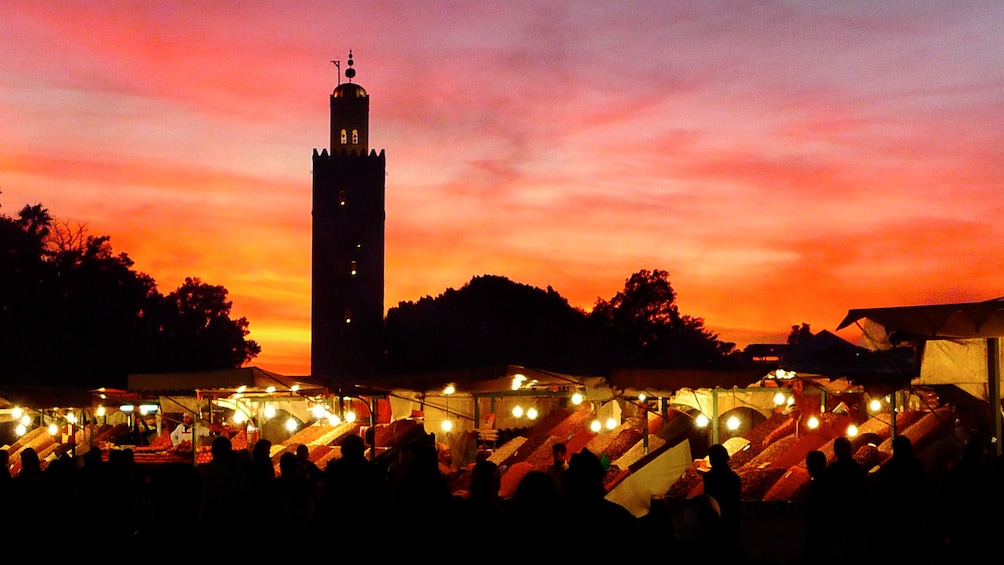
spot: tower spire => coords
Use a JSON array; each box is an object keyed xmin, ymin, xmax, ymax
[{"xmin": 345, "ymin": 50, "xmax": 356, "ymax": 83}]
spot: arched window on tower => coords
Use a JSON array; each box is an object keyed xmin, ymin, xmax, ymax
[
  {"xmin": 340, "ymin": 129, "xmax": 347, "ymax": 144},
  {"xmin": 338, "ymin": 191, "xmax": 346, "ymax": 206},
  {"xmin": 352, "ymin": 129, "xmax": 359, "ymax": 144},
  {"xmin": 350, "ymin": 260, "xmax": 358, "ymax": 276},
  {"xmin": 344, "ymin": 310, "xmax": 352, "ymax": 324}
]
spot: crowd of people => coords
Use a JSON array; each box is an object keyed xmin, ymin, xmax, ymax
[{"xmin": 1, "ymin": 430, "xmax": 1002, "ymax": 562}]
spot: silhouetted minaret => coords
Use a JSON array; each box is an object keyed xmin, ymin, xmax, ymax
[{"xmin": 311, "ymin": 51, "xmax": 386, "ymax": 389}]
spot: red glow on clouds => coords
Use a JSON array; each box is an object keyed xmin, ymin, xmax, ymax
[{"xmin": 2, "ymin": 2, "xmax": 1003, "ymax": 376}]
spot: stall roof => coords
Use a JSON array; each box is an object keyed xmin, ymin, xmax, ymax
[
  {"xmin": 837, "ymin": 297, "xmax": 1004, "ymax": 341},
  {"xmin": 351, "ymin": 364, "xmax": 593, "ymax": 395},
  {"xmin": 0, "ymin": 386, "xmax": 94, "ymax": 409},
  {"xmin": 127, "ymin": 366, "xmax": 324, "ymax": 395},
  {"xmin": 607, "ymin": 368, "xmax": 768, "ymax": 397}
]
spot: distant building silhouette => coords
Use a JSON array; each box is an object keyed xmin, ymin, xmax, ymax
[{"xmin": 311, "ymin": 51, "xmax": 386, "ymax": 388}]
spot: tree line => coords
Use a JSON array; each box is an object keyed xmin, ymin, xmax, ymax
[
  {"xmin": 2, "ymin": 198, "xmax": 745, "ymax": 388},
  {"xmin": 0, "ymin": 200, "xmax": 260, "ymax": 388}
]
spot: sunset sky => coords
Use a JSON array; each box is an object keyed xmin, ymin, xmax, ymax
[{"xmin": 3, "ymin": 2, "xmax": 1002, "ymax": 377}]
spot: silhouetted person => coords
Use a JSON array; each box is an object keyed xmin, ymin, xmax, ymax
[
  {"xmin": 136, "ymin": 461, "xmax": 201, "ymax": 545},
  {"xmin": 456, "ymin": 459, "xmax": 503, "ymax": 555},
  {"xmin": 935, "ymin": 436, "xmax": 998, "ymax": 563},
  {"xmin": 871, "ymin": 435, "xmax": 929, "ymax": 561},
  {"xmin": 702, "ymin": 443, "xmax": 741, "ymax": 543},
  {"xmin": 270, "ymin": 451, "xmax": 316, "ymax": 536},
  {"xmin": 802, "ymin": 449, "xmax": 829, "ymax": 562},
  {"xmin": 560, "ymin": 448, "xmax": 639, "ymax": 560},
  {"xmin": 637, "ymin": 494, "xmax": 676, "ymax": 545},
  {"xmin": 823, "ymin": 436, "xmax": 868, "ymax": 561},
  {"xmin": 675, "ymin": 494, "xmax": 749, "ymax": 563},
  {"xmin": 197, "ymin": 436, "xmax": 251, "ymax": 538},
  {"xmin": 11, "ymin": 447, "xmax": 47, "ymax": 540},
  {"xmin": 319, "ymin": 434, "xmax": 385, "ymax": 543},
  {"xmin": 296, "ymin": 443, "xmax": 322, "ymax": 497},
  {"xmin": 392, "ymin": 440, "xmax": 455, "ymax": 562},
  {"xmin": 548, "ymin": 441, "xmax": 568, "ymax": 491}
]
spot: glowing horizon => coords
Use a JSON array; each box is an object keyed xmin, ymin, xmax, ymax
[{"xmin": 3, "ymin": 2, "xmax": 1002, "ymax": 376}]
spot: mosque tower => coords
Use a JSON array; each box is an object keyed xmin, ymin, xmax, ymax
[{"xmin": 311, "ymin": 51, "xmax": 386, "ymax": 389}]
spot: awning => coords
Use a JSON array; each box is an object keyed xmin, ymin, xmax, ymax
[{"xmin": 837, "ymin": 298, "xmax": 1004, "ymax": 343}]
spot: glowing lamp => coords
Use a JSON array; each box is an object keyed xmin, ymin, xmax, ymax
[
  {"xmin": 443, "ymin": 384, "xmax": 456, "ymax": 395},
  {"xmin": 15, "ymin": 424, "xmax": 27, "ymax": 436},
  {"xmin": 512, "ymin": 406, "xmax": 524, "ymax": 418},
  {"xmin": 20, "ymin": 415, "xmax": 31, "ymax": 426},
  {"xmin": 233, "ymin": 411, "xmax": 247, "ymax": 424},
  {"xmin": 441, "ymin": 419, "xmax": 453, "ymax": 432},
  {"xmin": 526, "ymin": 407, "xmax": 538, "ymax": 420},
  {"xmin": 266, "ymin": 386, "xmax": 276, "ymax": 394},
  {"xmin": 726, "ymin": 415, "xmax": 741, "ymax": 431},
  {"xmin": 96, "ymin": 406, "xmax": 106, "ymax": 418},
  {"xmin": 345, "ymin": 411, "xmax": 357, "ymax": 423},
  {"xmin": 327, "ymin": 414, "xmax": 341, "ymax": 426},
  {"xmin": 773, "ymin": 392, "xmax": 786, "ymax": 406},
  {"xmin": 695, "ymin": 414, "xmax": 710, "ymax": 428},
  {"xmin": 312, "ymin": 404, "xmax": 327, "ymax": 419},
  {"xmin": 869, "ymin": 399, "xmax": 883, "ymax": 412},
  {"xmin": 12, "ymin": 407, "xmax": 22, "ymax": 419},
  {"xmin": 285, "ymin": 418, "xmax": 298, "ymax": 432},
  {"xmin": 590, "ymin": 420, "xmax": 602, "ymax": 433},
  {"xmin": 264, "ymin": 405, "xmax": 276, "ymax": 419},
  {"xmin": 806, "ymin": 416, "xmax": 820, "ymax": 430},
  {"xmin": 48, "ymin": 423, "xmax": 59, "ymax": 435},
  {"xmin": 846, "ymin": 424, "xmax": 859, "ymax": 438},
  {"xmin": 571, "ymin": 392, "xmax": 583, "ymax": 405},
  {"xmin": 605, "ymin": 417, "xmax": 617, "ymax": 430}
]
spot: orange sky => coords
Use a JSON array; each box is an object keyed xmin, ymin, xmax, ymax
[{"xmin": 3, "ymin": 2, "xmax": 1002, "ymax": 377}]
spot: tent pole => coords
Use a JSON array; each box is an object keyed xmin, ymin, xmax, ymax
[{"xmin": 989, "ymin": 337, "xmax": 1002, "ymax": 457}]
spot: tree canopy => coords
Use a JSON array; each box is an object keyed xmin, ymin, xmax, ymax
[
  {"xmin": 383, "ymin": 269, "xmax": 739, "ymax": 375},
  {"xmin": 0, "ymin": 200, "xmax": 260, "ymax": 388}
]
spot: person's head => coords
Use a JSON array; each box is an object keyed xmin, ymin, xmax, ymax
[
  {"xmin": 563, "ymin": 448, "xmax": 605, "ymax": 499},
  {"xmin": 182, "ymin": 413, "xmax": 193, "ymax": 426},
  {"xmin": 340, "ymin": 434, "xmax": 365, "ymax": 459},
  {"xmin": 253, "ymin": 439, "xmax": 272, "ymax": 460},
  {"xmin": 211, "ymin": 436, "xmax": 233, "ymax": 459},
  {"xmin": 279, "ymin": 451, "xmax": 299, "ymax": 477},
  {"xmin": 20, "ymin": 447, "xmax": 40, "ymax": 474},
  {"xmin": 708, "ymin": 444, "xmax": 730, "ymax": 468},
  {"xmin": 892, "ymin": 435, "xmax": 913, "ymax": 457},
  {"xmin": 806, "ymin": 450, "xmax": 826, "ymax": 478},
  {"xmin": 296, "ymin": 444, "xmax": 310, "ymax": 461},
  {"xmin": 680, "ymin": 494, "xmax": 722, "ymax": 542},
  {"xmin": 552, "ymin": 442, "xmax": 567, "ymax": 463},
  {"xmin": 834, "ymin": 436, "xmax": 853, "ymax": 460},
  {"xmin": 469, "ymin": 460, "xmax": 501, "ymax": 501}
]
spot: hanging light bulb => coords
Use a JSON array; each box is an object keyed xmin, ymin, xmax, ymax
[
  {"xmin": 773, "ymin": 392, "xmax": 787, "ymax": 406},
  {"xmin": 327, "ymin": 414, "xmax": 341, "ymax": 426},
  {"xmin": 441, "ymin": 419, "xmax": 453, "ymax": 432},
  {"xmin": 443, "ymin": 384, "xmax": 456, "ymax": 395},
  {"xmin": 15, "ymin": 423, "xmax": 27, "ymax": 436},
  {"xmin": 285, "ymin": 418, "xmax": 298, "ymax": 432},
  {"xmin": 726, "ymin": 415, "xmax": 741, "ymax": 431},
  {"xmin": 526, "ymin": 407, "xmax": 538, "ymax": 420},
  {"xmin": 264, "ymin": 405, "xmax": 276, "ymax": 419},
  {"xmin": 12, "ymin": 407, "xmax": 23, "ymax": 419},
  {"xmin": 869, "ymin": 399, "xmax": 883, "ymax": 412},
  {"xmin": 571, "ymin": 392, "xmax": 583, "ymax": 405},
  {"xmin": 48, "ymin": 423, "xmax": 59, "ymax": 435},
  {"xmin": 345, "ymin": 410, "xmax": 357, "ymax": 423},
  {"xmin": 806, "ymin": 416, "xmax": 820, "ymax": 430},
  {"xmin": 590, "ymin": 419, "xmax": 602, "ymax": 433},
  {"xmin": 233, "ymin": 411, "xmax": 247, "ymax": 424},
  {"xmin": 695, "ymin": 413, "xmax": 710, "ymax": 428},
  {"xmin": 846, "ymin": 424, "xmax": 859, "ymax": 437},
  {"xmin": 96, "ymin": 406, "xmax": 106, "ymax": 417},
  {"xmin": 512, "ymin": 406, "xmax": 524, "ymax": 418},
  {"xmin": 605, "ymin": 417, "xmax": 617, "ymax": 430},
  {"xmin": 312, "ymin": 404, "xmax": 327, "ymax": 419}
]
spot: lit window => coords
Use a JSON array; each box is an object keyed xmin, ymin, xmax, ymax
[
  {"xmin": 350, "ymin": 261, "xmax": 358, "ymax": 276},
  {"xmin": 340, "ymin": 129, "xmax": 347, "ymax": 144},
  {"xmin": 344, "ymin": 310, "xmax": 352, "ymax": 324},
  {"xmin": 338, "ymin": 190, "xmax": 346, "ymax": 206},
  {"xmin": 352, "ymin": 129, "xmax": 359, "ymax": 144}
]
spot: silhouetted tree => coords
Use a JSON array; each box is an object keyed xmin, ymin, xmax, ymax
[
  {"xmin": 384, "ymin": 275, "xmax": 599, "ymax": 374},
  {"xmin": 787, "ymin": 323, "xmax": 812, "ymax": 345},
  {"xmin": 147, "ymin": 277, "xmax": 261, "ymax": 372},
  {"xmin": 0, "ymin": 200, "xmax": 260, "ymax": 387},
  {"xmin": 589, "ymin": 269, "xmax": 737, "ymax": 369}
]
